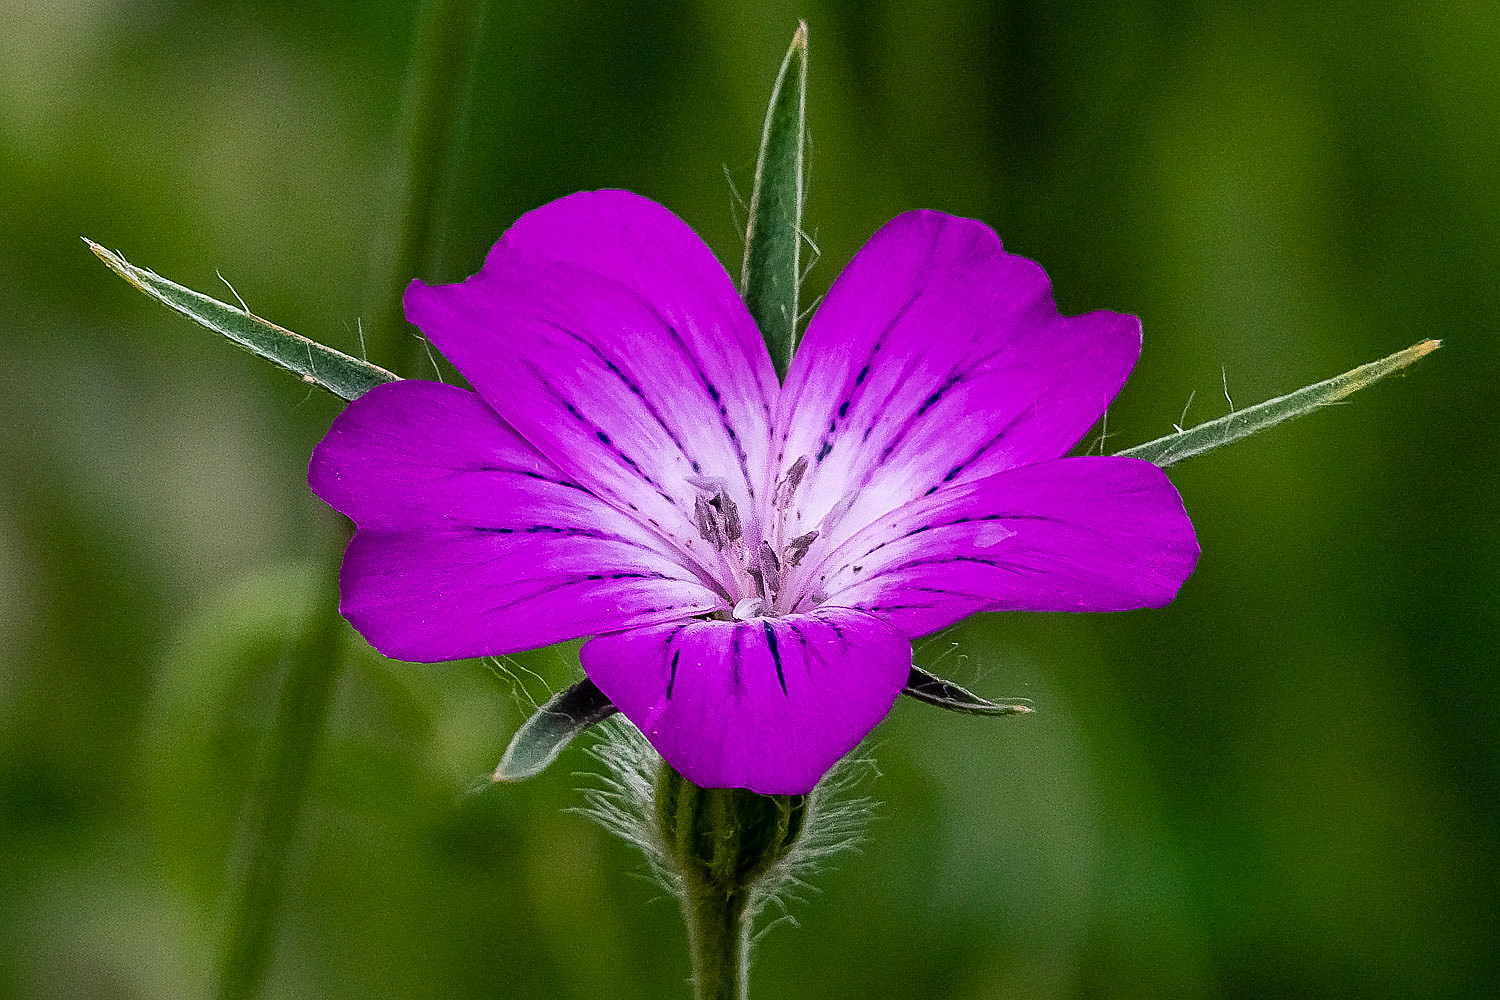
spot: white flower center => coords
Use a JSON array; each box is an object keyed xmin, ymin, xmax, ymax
[{"xmin": 688, "ymin": 457, "xmax": 820, "ymax": 617}]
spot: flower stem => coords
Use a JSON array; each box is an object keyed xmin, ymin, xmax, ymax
[
  {"xmin": 682, "ymin": 885, "xmax": 752, "ymax": 1000},
  {"xmin": 656, "ymin": 766, "xmax": 807, "ymax": 1000}
]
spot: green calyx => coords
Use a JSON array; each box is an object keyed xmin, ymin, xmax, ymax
[
  {"xmin": 656, "ymin": 764, "xmax": 806, "ymax": 1000},
  {"xmin": 656, "ymin": 763, "xmax": 806, "ymax": 898}
]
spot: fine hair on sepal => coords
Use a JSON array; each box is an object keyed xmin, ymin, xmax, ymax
[{"xmin": 572, "ymin": 715, "xmax": 879, "ymax": 940}]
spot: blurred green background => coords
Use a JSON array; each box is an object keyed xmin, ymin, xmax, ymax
[{"xmin": 2, "ymin": 1, "xmax": 1494, "ymax": 998}]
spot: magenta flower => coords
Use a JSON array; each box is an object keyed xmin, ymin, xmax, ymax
[{"xmin": 309, "ymin": 190, "xmax": 1198, "ymax": 795}]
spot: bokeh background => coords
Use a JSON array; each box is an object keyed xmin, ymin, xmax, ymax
[{"xmin": 2, "ymin": 2, "xmax": 1495, "ymax": 998}]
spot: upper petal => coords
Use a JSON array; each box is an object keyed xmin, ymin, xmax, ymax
[
  {"xmin": 582, "ymin": 607, "xmax": 911, "ymax": 795},
  {"xmin": 490, "ymin": 190, "xmax": 778, "ymax": 413},
  {"xmin": 405, "ymin": 191, "xmax": 777, "ymax": 562},
  {"xmin": 802, "ymin": 456, "xmax": 1198, "ymax": 638},
  {"xmin": 310, "ymin": 380, "xmax": 721, "ymax": 661},
  {"xmin": 771, "ymin": 210, "xmax": 1141, "ymax": 560}
]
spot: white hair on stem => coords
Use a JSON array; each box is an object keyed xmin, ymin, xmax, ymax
[{"xmin": 571, "ymin": 715, "xmax": 879, "ymax": 948}]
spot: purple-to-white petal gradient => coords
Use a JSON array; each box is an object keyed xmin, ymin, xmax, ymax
[
  {"xmin": 311, "ymin": 380, "xmax": 721, "ymax": 661},
  {"xmin": 405, "ymin": 192, "xmax": 777, "ymax": 565},
  {"xmin": 582, "ymin": 608, "xmax": 911, "ymax": 795},
  {"xmin": 311, "ymin": 191, "xmax": 1200, "ymax": 793},
  {"xmin": 799, "ymin": 456, "xmax": 1199, "ymax": 638},
  {"xmin": 771, "ymin": 211, "xmax": 1141, "ymax": 558}
]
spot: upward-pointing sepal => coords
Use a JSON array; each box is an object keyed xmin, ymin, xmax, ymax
[{"xmin": 741, "ymin": 22, "xmax": 809, "ymax": 381}]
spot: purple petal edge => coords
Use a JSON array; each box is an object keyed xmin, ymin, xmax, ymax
[
  {"xmin": 582, "ymin": 607, "xmax": 912, "ymax": 795},
  {"xmin": 310, "ymin": 379, "xmax": 720, "ymax": 662},
  {"xmin": 805, "ymin": 455, "xmax": 1199, "ymax": 638}
]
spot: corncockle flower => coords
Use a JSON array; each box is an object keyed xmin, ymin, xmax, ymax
[{"xmin": 309, "ymin": 189, "xmax": 1198, "ymax": 795}]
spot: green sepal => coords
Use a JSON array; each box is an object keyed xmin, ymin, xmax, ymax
[
  {"xmin": 491, "ymin": 678, "xmax": 617, "ymax": 782},
  {"xmin": 902, "ymin": 665, "xmax": 1034, "ymax": 717},
  {"xmin": 655, "ymin": 763, "xmax": 806, "ymax": 999},
  {"xmin": 1118, "ymin": 339, "xmax": 1440, "ymax": 467},
  {"xmin": 656, "ymin": 764, "xmax": 806, "ymax": 893},
  {"xmin": 86, "ymin": 240, "xmax": 399, "ymax": 402},
  {"xmin": 740, "ymin": 22, "xmax": 808, "ymax": 382}
]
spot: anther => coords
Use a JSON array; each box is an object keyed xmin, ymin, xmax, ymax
[
  {"xmin": 690, "ymin": 477, "xmax": 743, "ymax": 550},
  {"xmin": 694, "ymin": 494, "xmax": 725, "ymax": 548},
  {"xmin": 687, "ymin": 475, "xmax": 729, "ymax": 494},
  {"xmin": 758, "ymin": 541, "xmax": 782, "ymax": 599},
  {"xmin": 784, "ymin": 530, "xmax": 818, "ymax": 567},
  {"xmin": 774, "ymin": 455, "xmax": 809, "ymax": 509},
  {"xmin": 720, "ymin": 493, "xmax": 742, "ymax": 543}
]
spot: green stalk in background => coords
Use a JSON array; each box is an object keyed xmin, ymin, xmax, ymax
[
  {"xmin": 362, "ymin": 0, "xmax": 489, "ymax": 364},
  {"xmin": 212, "ymin": 4, "xmax": 486, "ymax": 999},
  {"xmin": 213, "ymin": 575, "xmax": 342, "ymax": 1000}
]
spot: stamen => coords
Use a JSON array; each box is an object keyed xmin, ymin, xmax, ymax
[
  {"xmin": 732, "ymin": 596, "xmax": 764, "ymax": 620},
  {"xmin": 817, "ymin": 490, "xmax": 856, "ymax": 537},
  {"xmin": 686, "ymin": 474, "xmax": 729, "ymax": 494},
  {"xmin": 694, "ymin": 494, "xmax": 725, "ymax": 548},
  {"xmin": 690, "ymin": 477, "xmax": 743, "ymax": 551},
  {"xmin": 758, "ymin": 541, "xmax": 782, "ymax": 599},
  {"xmin": 774, "ymin": 455, "xmax": 809, "ymax": 509},
  {"xmin": 784, "ymin": 530, "xmax": 818, "ymax": 567},
  {"xmin": 720, "ymin": 493, "xmax": 742, "ymax": 542}
]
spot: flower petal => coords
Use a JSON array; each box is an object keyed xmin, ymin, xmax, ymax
[
  {"xmin": 771, "ymin": 210, "xmax": 1141, "ymax": 562},
  {"xmin": 582, "ymin": 608, "xmax": 911, "ymax": 795},
  {"xmin": 310, "ymin": 380, "xmax": 721, "ymax": 661},
  {"xmin": 490, "ymin": 190, "xmax": 779, "ymax": 416},
  {"xmin": 405, "ymin": 191, "xmax": 777, "ymax": 563},
  {"xmin": 802, "ymin": 456, "xmax": 1198, "ymax": 638}
]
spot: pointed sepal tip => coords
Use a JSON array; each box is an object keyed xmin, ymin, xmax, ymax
[{"xmin": 492, "ymin": 677, "xmax": 618, "ymax": 783}]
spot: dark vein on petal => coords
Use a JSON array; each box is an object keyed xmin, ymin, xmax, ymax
[
  {"xmin": 922, "ymin": 406, "xmax": 1036, "ymax": 496},
  {"xmin": 763, "ymin": 621, "xmax": 788, "ymax": 696},
  {"xmin": 667, "ymin": 648, "xmax": 682, "ymax": 700},
  {"xmin": 633, "ymin": 299, "xmax": 758, "ymax": 496},
  {"xmin": 731, "ymin": 626, "xmax": 745, "ymax": 694},
  {"xmin": 552, "ymin": 322, "xmax": 706, "ymax": 475}
]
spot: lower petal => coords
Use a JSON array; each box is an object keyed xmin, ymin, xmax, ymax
[{"xmin": 581, "ymin": 608, "xmax": 912, "ymax": 795}]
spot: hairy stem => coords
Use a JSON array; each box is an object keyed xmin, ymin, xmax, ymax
[
  {"xmin": 682, "ymin": 886, "xmax": 752, "ymax": 1000},
  {"xmin": 656, "ymin": 767, "xmax": 807, "ymax": 1000}
]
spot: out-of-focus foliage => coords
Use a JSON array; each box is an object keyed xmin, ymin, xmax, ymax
[{"xmin": 1, "ymin": 2, "xmax": 1493, "ymax": 998}]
